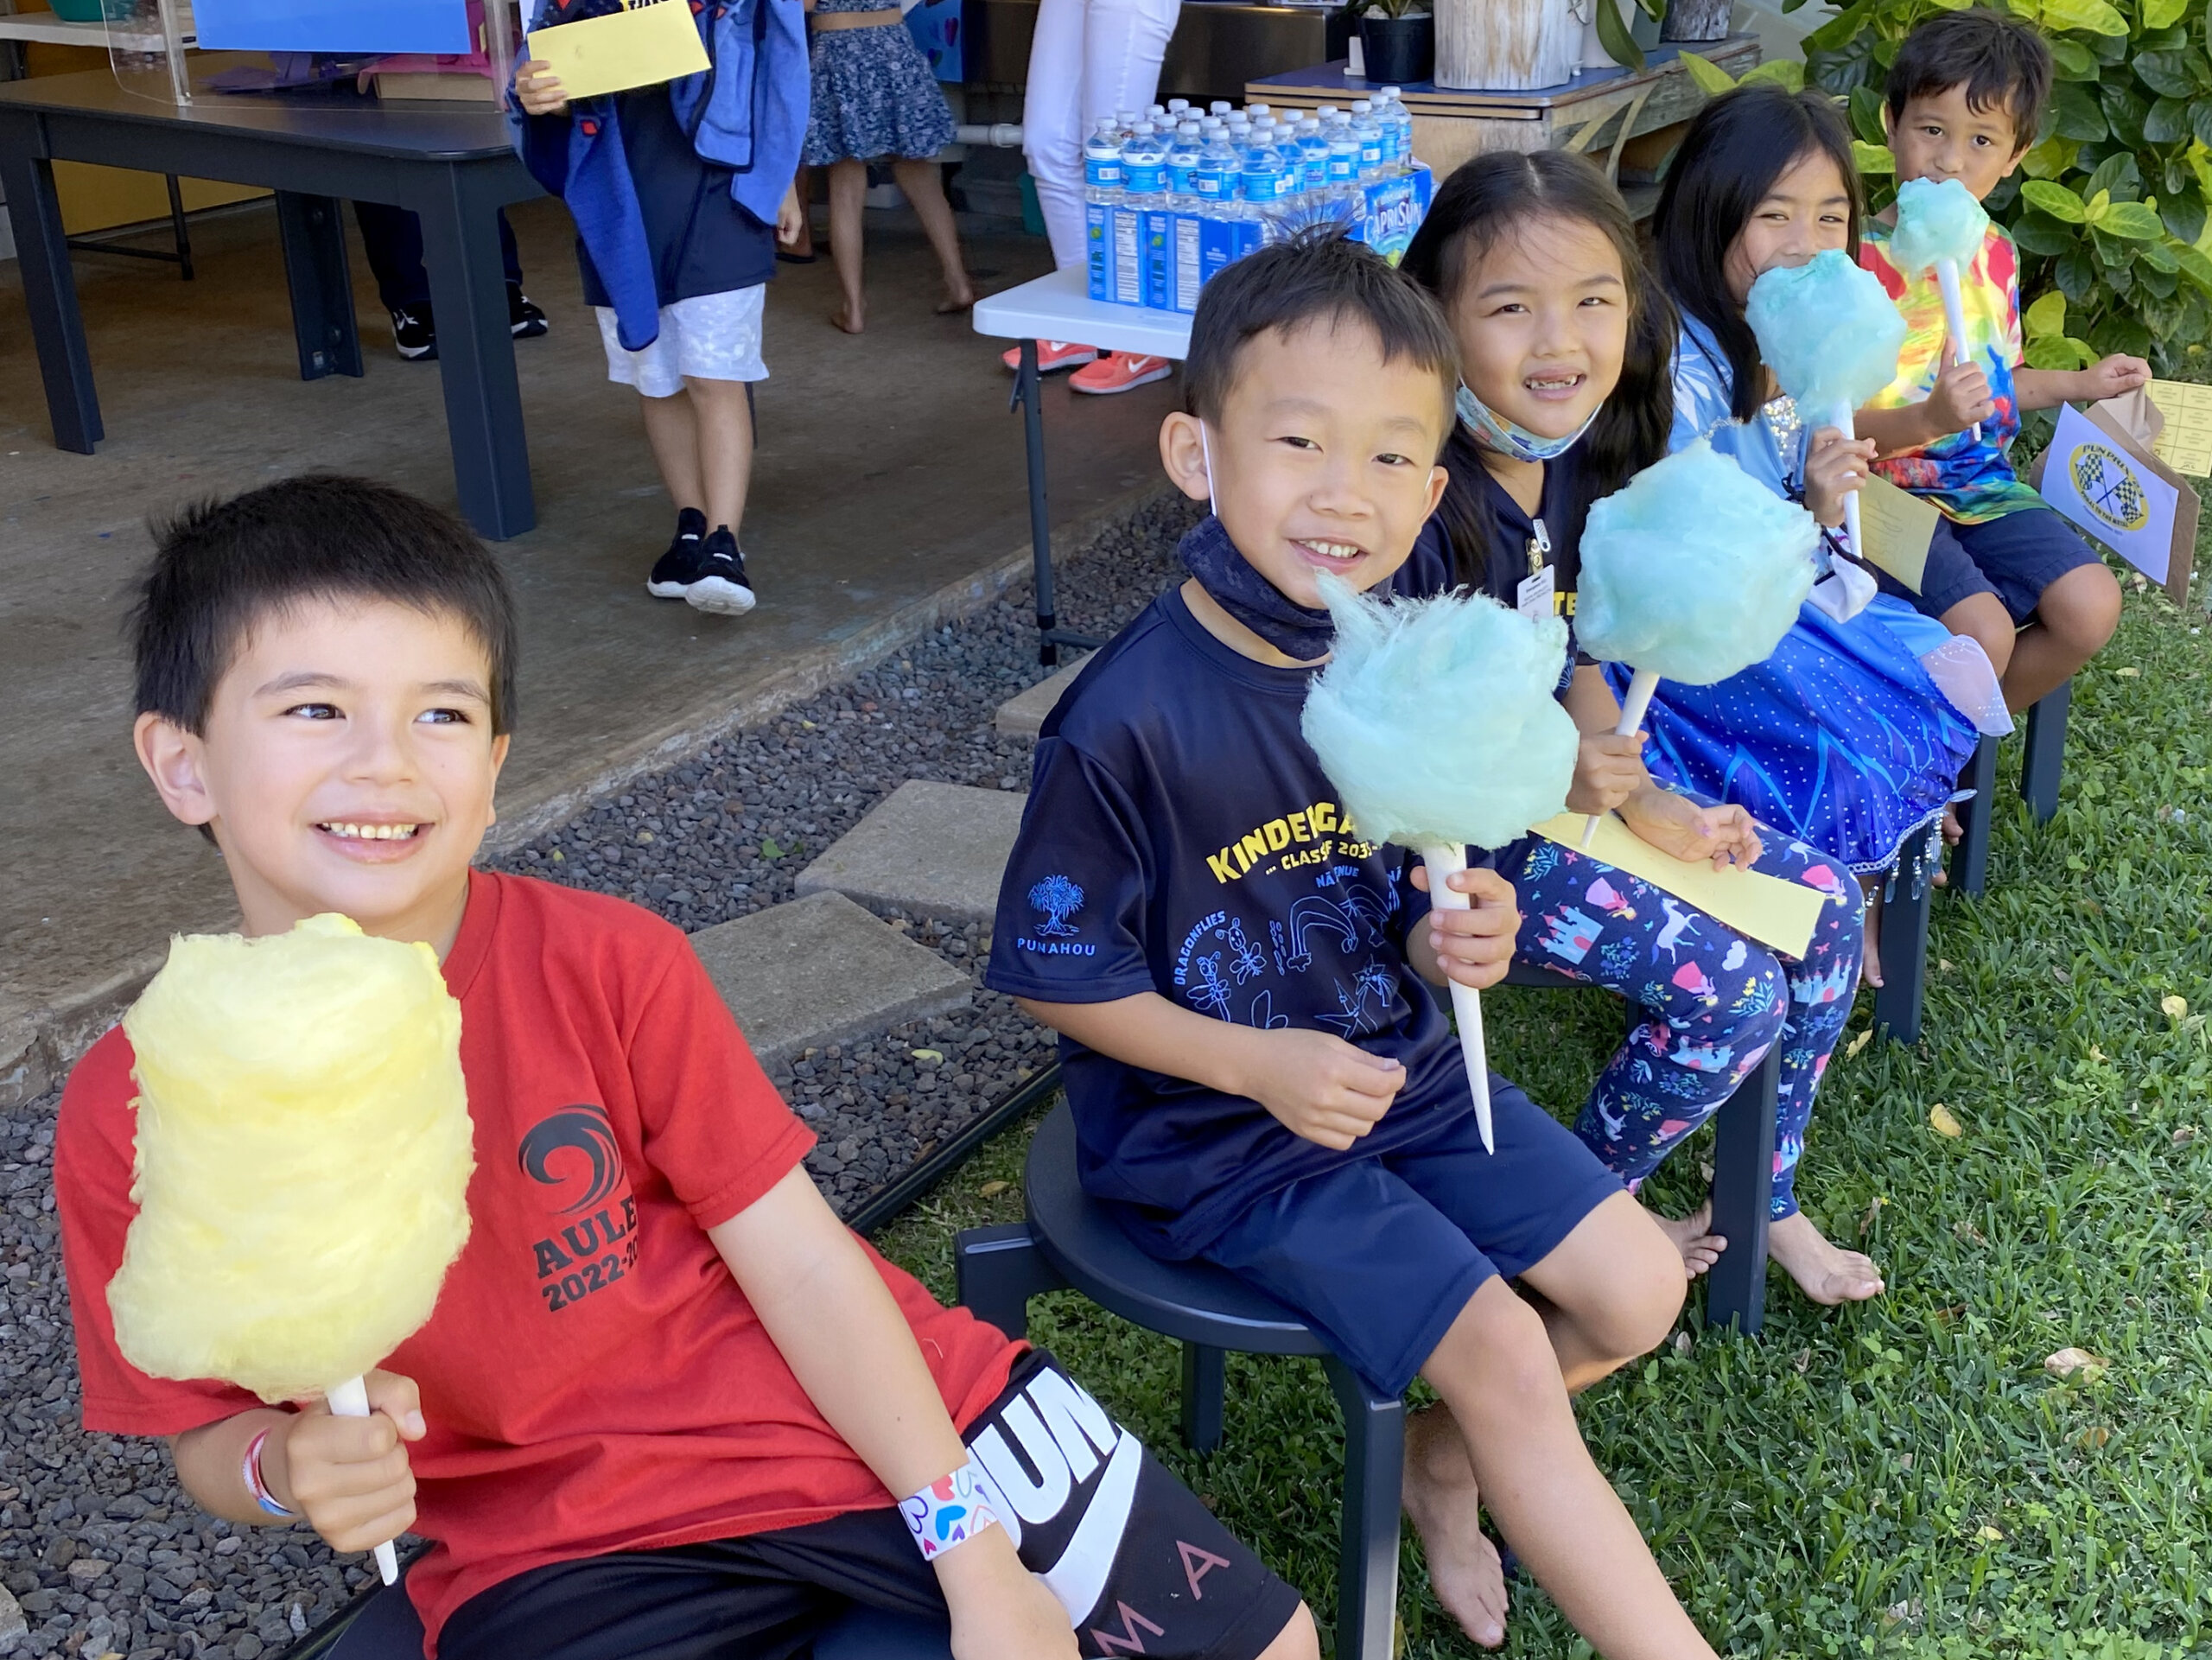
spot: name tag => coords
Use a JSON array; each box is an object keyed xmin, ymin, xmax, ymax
[{"xmin": 1516, "ymin": 563, "xmax": 1554, "ymax": 622}]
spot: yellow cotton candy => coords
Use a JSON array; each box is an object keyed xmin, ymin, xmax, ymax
[{"xmin": 109, "ymin": 913, "xmax": 474, "ymax": 1403}]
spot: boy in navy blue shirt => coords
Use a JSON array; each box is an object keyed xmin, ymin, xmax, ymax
[{"xmin": 988, "ymin": 238, "xmax": 1719, "ymax": 1659}]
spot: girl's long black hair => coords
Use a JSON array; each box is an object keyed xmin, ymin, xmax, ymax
[
  {"xmin": 1653, "ymin": 85, "xmax": 1863, "ymax": 423},
  {"xmin": 1400, "ymin": 149, "xmax": 1676, "ymax": 594}
]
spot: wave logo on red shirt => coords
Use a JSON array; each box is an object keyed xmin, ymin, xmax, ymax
[{"xmin": 517, "ymin": 1103, "xmax": 639, "ymax": 1314}]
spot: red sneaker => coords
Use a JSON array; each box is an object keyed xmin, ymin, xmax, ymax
[
  {"xmin": 1069, "ymin": 353, "xmax": 1174, "ymax": 395},
  {"xmin": 999, "ymin": 339, "xmax": 1099, "ymax": 373}
]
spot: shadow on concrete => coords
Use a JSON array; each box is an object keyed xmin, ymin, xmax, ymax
[{"xmin": 0, "ymin": 194, "xmax": 1180, "ymax": 1085}]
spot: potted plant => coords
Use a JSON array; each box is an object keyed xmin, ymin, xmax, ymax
[{"xmin": 1360, "ymin": 0, "xmax": 1434, "ymax": 86}]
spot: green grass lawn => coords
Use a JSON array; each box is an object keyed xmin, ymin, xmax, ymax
[{"xmin": 874, "ymin": 565, "xmax": 2212, "ymax": 1659}]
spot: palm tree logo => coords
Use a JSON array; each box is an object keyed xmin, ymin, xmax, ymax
[{"xmin": 1029, "ymin": 875, "xmax": 1085, "ymax": 938}]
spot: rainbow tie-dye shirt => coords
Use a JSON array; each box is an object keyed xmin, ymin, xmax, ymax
[{"xmin": 1858, "ymin": 219, "xmax": 2044, "ymax": 523}]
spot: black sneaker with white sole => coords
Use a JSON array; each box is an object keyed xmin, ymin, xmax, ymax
[
  {"xmin": 646, "ymin": 507, "xmax": 711, "ymax": 599},
  {"xmin": 686, "ymin": 528, "xmax": 756, "ymax": 615},
  {"xmin": 510, "ymin": 285, "xmax": 549, "ymax": 339},
  {"xmin": 390, "ymin": 304, "xmax": 436, "ymax": 360}
]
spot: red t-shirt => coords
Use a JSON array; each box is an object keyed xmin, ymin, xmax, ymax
[{"xmin": 56, "ymin": 871, "xmax": 1020, "ymax": 1654}]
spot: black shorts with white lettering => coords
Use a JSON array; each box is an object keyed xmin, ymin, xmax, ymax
[{"xmin": 432, "ymin": 1351, "xmax": 1302, "ymax": 1660}]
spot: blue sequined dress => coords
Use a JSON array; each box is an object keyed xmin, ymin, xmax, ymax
[{"xmin": 1614, "ymin": 317, "xmax": 1977, "ymax": 875}]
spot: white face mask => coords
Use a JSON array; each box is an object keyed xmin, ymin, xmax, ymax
[{"xmin": 1455, "ymin": 381, "xmax": 1601, "ymax": 463}]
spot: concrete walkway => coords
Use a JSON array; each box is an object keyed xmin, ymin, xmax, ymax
[{"xmin": 0, "ymin": 195, "xmax": 1180, "ymax": 1099}]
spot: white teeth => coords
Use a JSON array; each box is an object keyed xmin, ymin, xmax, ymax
[
  {"xmin": 322, "ymin": 823, "xmax": 419, "ymax": 841},
  {"xmin": 1305, "ymin": 541, "xmax": 1361, "ymax": 559}
]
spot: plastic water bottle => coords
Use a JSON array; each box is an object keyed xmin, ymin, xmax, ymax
[
  {"xmin": 1351, "ymin": 99, "xmax": 1385, "ymax": 183},
  {"xmin": 1196, "ymin": 118, "xmax": 1241, "ymax": 226},
  {"xmin": 1122, "ymin": 120, "xmax": 1170, "ymax": 308},
  {"xmin": 1240, "ymin": 121, "xmax": 1293, "ymax": 245},
  {"xmin": 1378, "ymin": 87, "xmax": 1414, "ymax": 174},
  {"xmin": 1297, "ymin": 116, "xmax": 1331, "ymax": 202},
  {"xmin": 1083, "ymin": 118, "xmax": 1122, "ymax": 303},
  {"xmin": 1248, "ymin": 102, "xmax": 1272, "ymax": 124},
  {"xmin": 1166, "ymin": 119, "xmax": 1204, "ymax": 207},
  {"xmin": 1116, "ymin": 108, "xmax": 1140, "ymax": 140},
  {"xmin": 1209, "ymin": 99, "xmax": 1232, "ymax": 118},
  {"xmin": 1166, "ymin": 98, "xmax": 1191, "ymax": 119},
  {"xmin": 1327, "ymin": 123, "xmax": 1361, "ymax": 221}
]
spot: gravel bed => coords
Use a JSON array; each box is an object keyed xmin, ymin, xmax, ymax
[{"xmin": 0, "ymin": 491, "xmax": 1198, "ymax": 1658}]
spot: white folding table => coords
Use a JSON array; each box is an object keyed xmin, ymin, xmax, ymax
[{"xmin": 973, "ymin": 267, "xmax": 1192, "ymax": 664}]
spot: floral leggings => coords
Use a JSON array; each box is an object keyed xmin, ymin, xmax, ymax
[{"xmin": 1500, "ymin": 825, "xmax": 1866, "ymax": 1219}]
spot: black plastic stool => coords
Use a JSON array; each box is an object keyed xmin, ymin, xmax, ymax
[
  {"xmin": 1498, "ymin": 961, "xmax": 1780, "ymax": 1335},
  {"xmin": 955, "ymin": 1104, "xmax": 1406, "ymax": 1660}
]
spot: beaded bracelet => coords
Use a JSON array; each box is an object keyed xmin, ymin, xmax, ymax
[
  {"xmin": 898, "ymin": 1457, "xmax": 1003, "ymax": 1561},
  {"xmin": 243, "ymin": 1430, "xmax": 296, "ymax": 1519}
]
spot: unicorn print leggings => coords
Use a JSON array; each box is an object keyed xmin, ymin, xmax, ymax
[{"xmin": 1501, "ymin": 824, "xmax": 1865, "ymax": 1219}]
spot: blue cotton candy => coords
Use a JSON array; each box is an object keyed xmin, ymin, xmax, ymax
[
  {"xmin": 1746, "ymin": 250, "xmax": 1907, "ymax": 419},
  {"xmin": 1888, "ymin": 177, "xmax": 1990, "ymax": 274},
  {"xmin": 1574, "ymin": 439, "xmax": 1818, "ymax": 684},
  {"xmin": 1301, "ymin": 579, "xmax": 1579, "ymax": 851}
]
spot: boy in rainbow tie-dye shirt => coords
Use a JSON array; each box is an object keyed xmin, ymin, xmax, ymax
[{"xmin": 1854, "ymin": 7, "xmax": 2147, "ymax": 715}]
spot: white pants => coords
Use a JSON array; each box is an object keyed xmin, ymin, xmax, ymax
[{"xmin": 1021, "ymin": 0, "xmax": 1182, "ymax": 270}]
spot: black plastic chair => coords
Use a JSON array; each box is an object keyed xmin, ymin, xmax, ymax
[
  {"xmin": 1885, "ymin": 678, "xmax": 2072, "ymax": 1044},
  {"xmin": 954, "ymin": 1042, "xmax": 1782, "ymax": 1660}
]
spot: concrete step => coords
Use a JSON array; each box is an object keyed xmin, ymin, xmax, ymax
[
  {"xmin": 689, "ymin": 890, "xmax": 972, "ymax": 1072},
  {"xmin": 796, "ymin": 779, "xmax": 1027, "ymax": 926},
  {"xmin": 992, "ymin": 652, "xmax": 1094, "ymax": 741}
]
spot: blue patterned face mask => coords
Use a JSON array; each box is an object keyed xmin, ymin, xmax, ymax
[{"xmin": 1455, "ymin": 382, "xmax": 1601, "ymax": 463}]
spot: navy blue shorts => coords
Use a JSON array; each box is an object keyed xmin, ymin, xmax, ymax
[
  {"xmin": 1198, "ymin": 1080, "xmax": 1624, "ymax": 1396},
  {"xmin": 1877, "ymin": 506, "xmax": 2101, "ymax": 624}
]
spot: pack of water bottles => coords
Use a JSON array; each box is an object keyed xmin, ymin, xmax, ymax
[{"xmin": 1083, "ymin": 92, "xmax": 1435, "ymax": 315}]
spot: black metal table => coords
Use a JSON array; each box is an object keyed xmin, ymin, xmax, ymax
[{"xmin": 0, "ymin": 70, "xmax": 544, "ymax": 538}]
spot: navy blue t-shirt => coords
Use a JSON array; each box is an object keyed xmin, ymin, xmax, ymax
[{"xmin": 986, "ymin": 580, "xmax": 1474, "ymax": 1257}]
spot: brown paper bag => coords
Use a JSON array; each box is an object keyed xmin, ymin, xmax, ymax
[{"xmin": 2026, "ymin": 390, "xmax": 2198, "ymax": 611}]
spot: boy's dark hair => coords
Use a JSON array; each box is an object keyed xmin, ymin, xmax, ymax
[
  {"xmin": 1655, "ymin": 85, "xmax": 1863, "ymax": 424},
  {"xmin": 1183, "ymin": 231, "xmax": 1459, "ymax": 447},
  {"xmin": 1886, "ymin": 7, "xmax": 2050, "ymax": 153},
  {"xmin": 132, "ymin": 474, "xmax": 520, "ymax": 739},
  {"xmin": 1402, "ymin": 149, "xmax": 1678, "ymax": 594}
]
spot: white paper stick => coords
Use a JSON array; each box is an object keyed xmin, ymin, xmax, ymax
[
  {"xmin": 1833, "ymin": 404, "xmax": 1865, "ymax": 563},
  {"xmin": 1581, "ymin": 666, "xmax": 1660, "ymax": 849},
  {"xmin": 1934, "ymin": 258, "xmax": 1982, "ymax": 443},
  {"xmin": 326, "ymin": 1375, "xmax": 399, "ymax": 1586},
  {"xmin": 1420, "ymin": 842, "xmax": 1493, "ymax": 1154}
]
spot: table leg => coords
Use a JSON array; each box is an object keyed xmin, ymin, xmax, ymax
[
  {"xmin": 274, "ymin": 191, "xmax": 360, "ymax": 381},
  {"xmin": 1012, "ymin": 338, "xmax": 1059, "ymax": 665},
  {"xmin": 415, "ymin": 169, "xmax": 533, "ymax": 539},
  {"xmin": 0, "ymin": 115, "xmax": 102, "ymax": 453}
]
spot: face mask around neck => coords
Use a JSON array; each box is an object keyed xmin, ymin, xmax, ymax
[
  {"xmin": 1182, "ymin": 423, "xmax": 1337, "ymax": 662},
  {"xmin": 1455, "ymin": 381, "xmax": 1600, "ymax": 463}
]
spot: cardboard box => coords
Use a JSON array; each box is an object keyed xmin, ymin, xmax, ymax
[{"xmin": 2026, "ymin": 388, "xmax": 2199, "ymax": 611}]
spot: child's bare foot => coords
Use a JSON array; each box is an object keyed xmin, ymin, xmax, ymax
[
  {"xmin": 1860, "ymin": 883, "xmax": 1884, "ymax": 988},
  {"xmin": 936, "ymin": 273, "xmax": 978, "ymax": 313},
  {"xmin": 1649, "ymin": 1200, "xmax": 1726, "ymax": 1278},
  {"xmin": 830, "ymin": 303, "xmax": 864, "ymax": 334},
  {"xmin": 1768, "ymin": 1211, "xmax": 1884, "ymax": 1304},
  {"xmin": 1942, "ymin": 804, "xmax": 1963, "ymax": 845},
  {"xmin": 1402, "ymin": 1405, "xmax": 1508, "ymax": 1649}
]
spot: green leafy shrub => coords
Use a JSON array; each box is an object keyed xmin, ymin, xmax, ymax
[{"xmin": 1798, "ymin": 0, "xmax": 2212, "ymax": 372}]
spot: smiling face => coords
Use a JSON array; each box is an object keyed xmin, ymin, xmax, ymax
[
  {"xmin": 1885, "ymin": 83, "xmax": 2027, "ymax": 203},
  {"xmin": 1447, "ymin": 213, "xmax": 1628, "ymax": 443},
  {"xmin": 1722, "ymin": 147, "xmax": 1854, "ymax": 304},
  {"xmin": 134, "ymin": 597, "xmax": 509, "ymax": 953},
  {"xmin": 1160, "ymin": 316, "xmax": 1452, "ymax": 608}
]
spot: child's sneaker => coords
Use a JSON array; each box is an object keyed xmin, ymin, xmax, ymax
[
  {"xmin": 390, "ymin": 305, "xmax": 436, "ymax": 361},
  {"xmin": 646, "ymin": 507, "xmax": 711, "ymax": 600},
  {"xmin": 1070, "ymin": 352, "xmax": 1173, "ymax": 395},
  {"xmin": 509, "ymin": 285, "xmax": 550, "ymax": 340},
  {"xmin": 999, "ymin": 339, "xmax": 1098, "ymax": 373},
  {"xmin": 685, "ymin": 528, "xmax": 756, "ymax": 616}
]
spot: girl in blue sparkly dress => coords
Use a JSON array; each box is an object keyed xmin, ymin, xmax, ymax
[{"xmin": 1646, "ymin": 86, "xmax": 2003, "ymax": 985}]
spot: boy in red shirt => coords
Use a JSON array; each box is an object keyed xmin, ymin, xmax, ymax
[{"xmin": 55, "ymin": 475, "xmax": 1315, "ymax": 1660}]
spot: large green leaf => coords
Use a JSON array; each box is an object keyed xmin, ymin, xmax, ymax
[
  {"xmin": 1847, "ymin": 84, "xmax": 1886, "ymax": 143},
  {"xmin": 2024, "ymin": 334, "xmax": 2091, "ymax": 370},
  {"xmin": 2056, "ymin": 244, "xmax": 2102, "ymax": 298},
  {"xmin": 2094, "ymin": 199, "xmax": 2166, "ymax": 237},
  {"xmin": 1738, "ymin": 59, "xmax": 1806, "ymax": 92},
  {"xmin": 2052, "ymin": 81, "xmax": 2110, "ymax": 139},
  {"xmin": 2145, "ymin": 94, "xmax": 2195, "ymax": 143},
  {"xmin": 2176, "ymin": 242, "xmax": 2212, "ymax": 295},
  {"xmin": 2193, "ymin": 97, "xmax": 2212, "ymax": 149},
  {"xmin": 2049, "ymin": 35, "xmax": 2100, "ymax": 75},
  {"xmin": 2024, "ymin": 288, "xmax": 2069, "ymax": 336},
  {"xmin": 2085, "ymin": 151, "xmax": 2143, "ymax": 200},
  {"xmin": 2011, "ymin": 211, "xmax": 2079, "ymax": 255},
  {"xmin": 2023, "ymin": 179, "xmax": 2090, "ymax": 220},
  {"xmin": 2042, "ymin": 0, "xmax": 2129, "ymax": 34},
  {"xmin": 1853, "ymin": 140, "xmax": 1897, "ymax": 174},
  {"xmin": 2143, "ymin": 0, "xmax": 2190, "ymax": 28},
  {"xmin": 2129, "ymin": 48, "xmax": 2208, "ymax": 98},
  {"xmin": 2159, "ymin": 186, "xmax": 2207, "ymax": 245},
  {"xmin": 2100, "ymin": 80, "xmax": 2148, "ymax": 145},
  {"xmin": 2019, "ymin": 134, "xmax": 2082, "ymax": 177},
  {"xmin": 1675, "ymin": 49, "xmax": 1740, "ymax": 97},
  {"xmin": 1592, "ymin": 0, "xmax": 1643, "ymax": 71}
]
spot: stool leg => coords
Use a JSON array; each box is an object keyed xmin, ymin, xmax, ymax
[
  {"xmin": 1952, "ymin": 734, "xmax": 1997, "ymax": 899},
  {"xmin": 954, "ymin": 1223, "xmax": 1065, "ymax": 1341},
  {"xmin": 1323, "ymin": 1358, "xmax": 1403, "ymax": 1660},
  {"xmin": 1705, "ymin": 1042, "xmax": 1778, "ymax": 1334},
  {"xmin": 1874, "ymin": 828, "xmax": 1935, "ymax": 1046},
  {"xmin": 1179, "ymin": 1344, "xmax": 1226, "ymax": 1454},
  {"xmin": 2021, "ymin": 680, "xmax": 2071, "ymax": 825}
]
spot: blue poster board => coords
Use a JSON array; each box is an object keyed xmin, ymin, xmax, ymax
[
  {"xmin": 194, "ymin": 0, "xmax": 472, "ymax": 54},
  {"xmin": 904, "ymin": 0, "xmax": 963, "ymax": 82}
]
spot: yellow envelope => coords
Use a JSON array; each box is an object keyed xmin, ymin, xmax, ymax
[
  {"xmin": 526, "ymin": 0, "xmax": 709, "ymax": 102},
  {"xmin": 1853, "ymin": 473, "xmax": 1938, "ymax": 595},
  {"xmin": 1529, "ymin": 812, "xmax": 1827, "ymax": 960}
]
